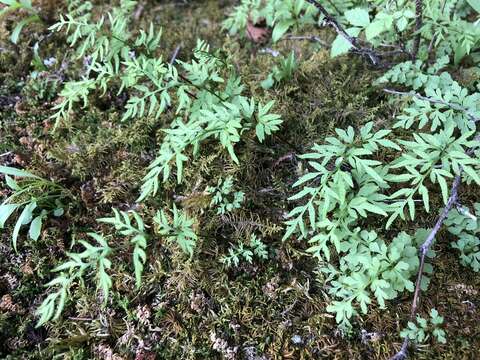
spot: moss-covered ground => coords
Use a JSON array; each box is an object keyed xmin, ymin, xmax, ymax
[{"xmin": 0, "ymin": 1, "xmax": 479, "ymax": 359}]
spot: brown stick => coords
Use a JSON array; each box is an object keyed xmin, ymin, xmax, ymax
[
  {"xmin": 169, "ymin": 46, "xmax": 181, "ymax": 64},
  {"xmin": 282, "ymin": 35, "xmax": 330, "ymax": 47},
  {"xmin": 390, "ymin": 173, "xmax": 461, "ymax": 360}
]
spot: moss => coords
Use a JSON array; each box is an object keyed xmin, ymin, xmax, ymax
[{"xmin": 0, "ymin": 0, "xmax": 479, "ymax": 359}]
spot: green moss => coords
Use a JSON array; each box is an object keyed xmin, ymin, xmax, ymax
[{"xmin": 0, "ymin": 0, "xmax": 479, "ymax": 359}]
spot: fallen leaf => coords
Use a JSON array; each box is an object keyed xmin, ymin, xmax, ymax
[{"xmin": 246, "ymin": 18, "xmax": 269, "ymax": 44}]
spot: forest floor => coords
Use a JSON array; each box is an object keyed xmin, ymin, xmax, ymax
[{"xmin": 0, "ymin": 1, "xmax": 479, "ymax": 359}]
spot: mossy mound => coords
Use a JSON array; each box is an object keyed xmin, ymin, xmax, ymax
[{"xmin": 0, "ymin": 1, "xmax": 479, "ymax": 359}]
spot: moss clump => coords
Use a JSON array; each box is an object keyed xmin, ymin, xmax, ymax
[{"xmin": 0, "ymin": 1, "xmax": 479, "ymax": 359}]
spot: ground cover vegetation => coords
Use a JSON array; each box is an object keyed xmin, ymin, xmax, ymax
[{"xmin": 0, "ymin": 0, "xmax": 479, "ymax": 358}]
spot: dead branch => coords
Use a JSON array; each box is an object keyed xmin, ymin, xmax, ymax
[
  {"xmin": 390, "ymin": 135, "xmax": 480, "ymax": 360},
  {"xmin": 282, "ymin": 34, "xmax": 330, "ymax": 47},
  {"xmin": 169, "ymin": 46, "xmax": 181, "ymax": 64},
  {"xmin": 390, "ymin": 172, "xmax": 461, "ymax": 360},
  {"xmin": 305, "ymin": 0, "xmax": 381, "ymax": 65}
]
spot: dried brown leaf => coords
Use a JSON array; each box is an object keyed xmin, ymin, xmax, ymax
[{"xmin": 246, "ymin": 18, "xmax": 269, "ymax": 44}]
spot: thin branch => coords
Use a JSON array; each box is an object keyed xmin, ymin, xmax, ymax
[
  {"xmin": 177, "ymin": 73, "xmax": 226, "ymax": 102},
  {"xmin": 169, "ymin": 45, "xmax": 181, "ymax": 64},
  {"xmin": 305, "ymin": 0, "xmax": 381, "ymax": 65},
  {"xmin": 282, "ymin": 34, "xmax": 330, "ymax": 47},
  {"xmin": 383, "ymin": 88, "xmax": 480, "ymax": 123},
  {"xmin": 391, "ymin": 338, "xmax": 410, "ymax": 360},
  {"xmin": 306, "ymin": 0, "xmax": 358, "ymax": 47},
  {"xmin": 390, "ymin": 135, "xmax": 480, "ymax": 360},
  {"xmin": 390, "ymin": 172, "xmax": 461, "ymax": 360},
  {"xmin": 133, "ymin": 3, "xmax": 144, "ymax": 20}
]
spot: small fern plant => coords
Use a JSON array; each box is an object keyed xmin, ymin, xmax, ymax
[
  {"xmin": 0, "ymin": 166, "xmax": 68, "ymax": 251},
  {"xmin": 318, "ymin": 229, "xmax": 435, "ymax": 326},
  {"xmin": 221, "ymin": 233, "xmax": 268, "ymax": 267},
  {"xmin": 36, "ymin": 232, "xmax": 112, "ymax": 327},
  {"xmin": 97, "ymin": 208, "xmax": 148, "ymax": 287},
  {"xmin": 153, "ymin": 205, "xmax": 198, "ymax": 257},
  {"xmin": 400, "ymin": 308, "xmax": 446, "ymax": 344},
  {"xmin": 48, "ymin": 0, "xmax": 283, "ymax": 203},
  {"xmin": 445, "ymin": 203, "xmax": 480, "ymax": 272},
  {"xmin": 207, "ymin": 176, "xmax": 245, "ymax": 215}
]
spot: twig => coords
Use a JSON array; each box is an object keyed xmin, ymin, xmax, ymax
[
  {"xmin": 133, "ymin": 3, "xmax": 144, "ymax": 20},
  {"xmin": 427, "ymin": 34, "xmax": 437, "ymax": 56},
  {"xmin": 390, "ymin": 173, "xmax": 461, "ymax": 360},
  {"xmin": 282, "ymin": 34, "xmax": 330, "ymax": 47},
  {"xmin": 412, "ymin": 0, "xmax": 423, "ymax": 59},
  {"xmin": 383, "ymin": 88, "xmax": 480, "ymax": 123},
  {"xmin": 273, "ymin": 152, "xmax": 296, "ymax": 168},
  {"xmin": 306, "ymin": 0, "xmax": 358, "ymax": 48},
  {"xmin": 169, "ymin": 46, "xmax": 181, "ymax": 64},
  {"xmin": 0, "ymin": 151, "xmax": 12, "ymax": 157},
  {"xmin": 305, "ymin": 0, "xmax": 381, "ymax": 65},
  {"xmin": 390, "ymin": 135, "xmax": 480, "ymax": 360}
]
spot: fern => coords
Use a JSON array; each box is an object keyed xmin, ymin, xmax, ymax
[
  {"xmin": 36, "ymin": 233, "xmax": 112, "ymax": 327},
  {"xmin": 48, "ymin": 2, "xmax": 283, "ymax": 202},
  {"xmin": 0, "ymin": 166, "xmax": 68, "ymax": 251},
  {"xmin": 221, "ymin": 233, "xmax": 268, "ymax": 267},
  {"xmin": 445, "ymin": 203, "xmax": 480, "ymax": 272},
  {"xmin": 153, "ymin": 205, "xmax": 197, "ymax": 256},
  {"xmin": 400, "ymin": 308, "xmax": 446, "ymax": 344},
  {"xmin": 97, "ymin": 208, "xmax": 148, "ymax": 287},
  {"xmin": 21, "ymin": 0, "xmax": 480, "ymax": 344},
  {"xmin": 207, "ymin": 176, "xmax": 245, "ymax": 215},
  {"xmin": 283, "ymin": 122, "xmax": 396, "ymax": 248},
  {"xmin": 284, "ymin": 116, "xmax": 480, "ymax": 323},
  {"xmin": 320, "ymin": 230, "xmax": 434, "ymax": 326}
]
